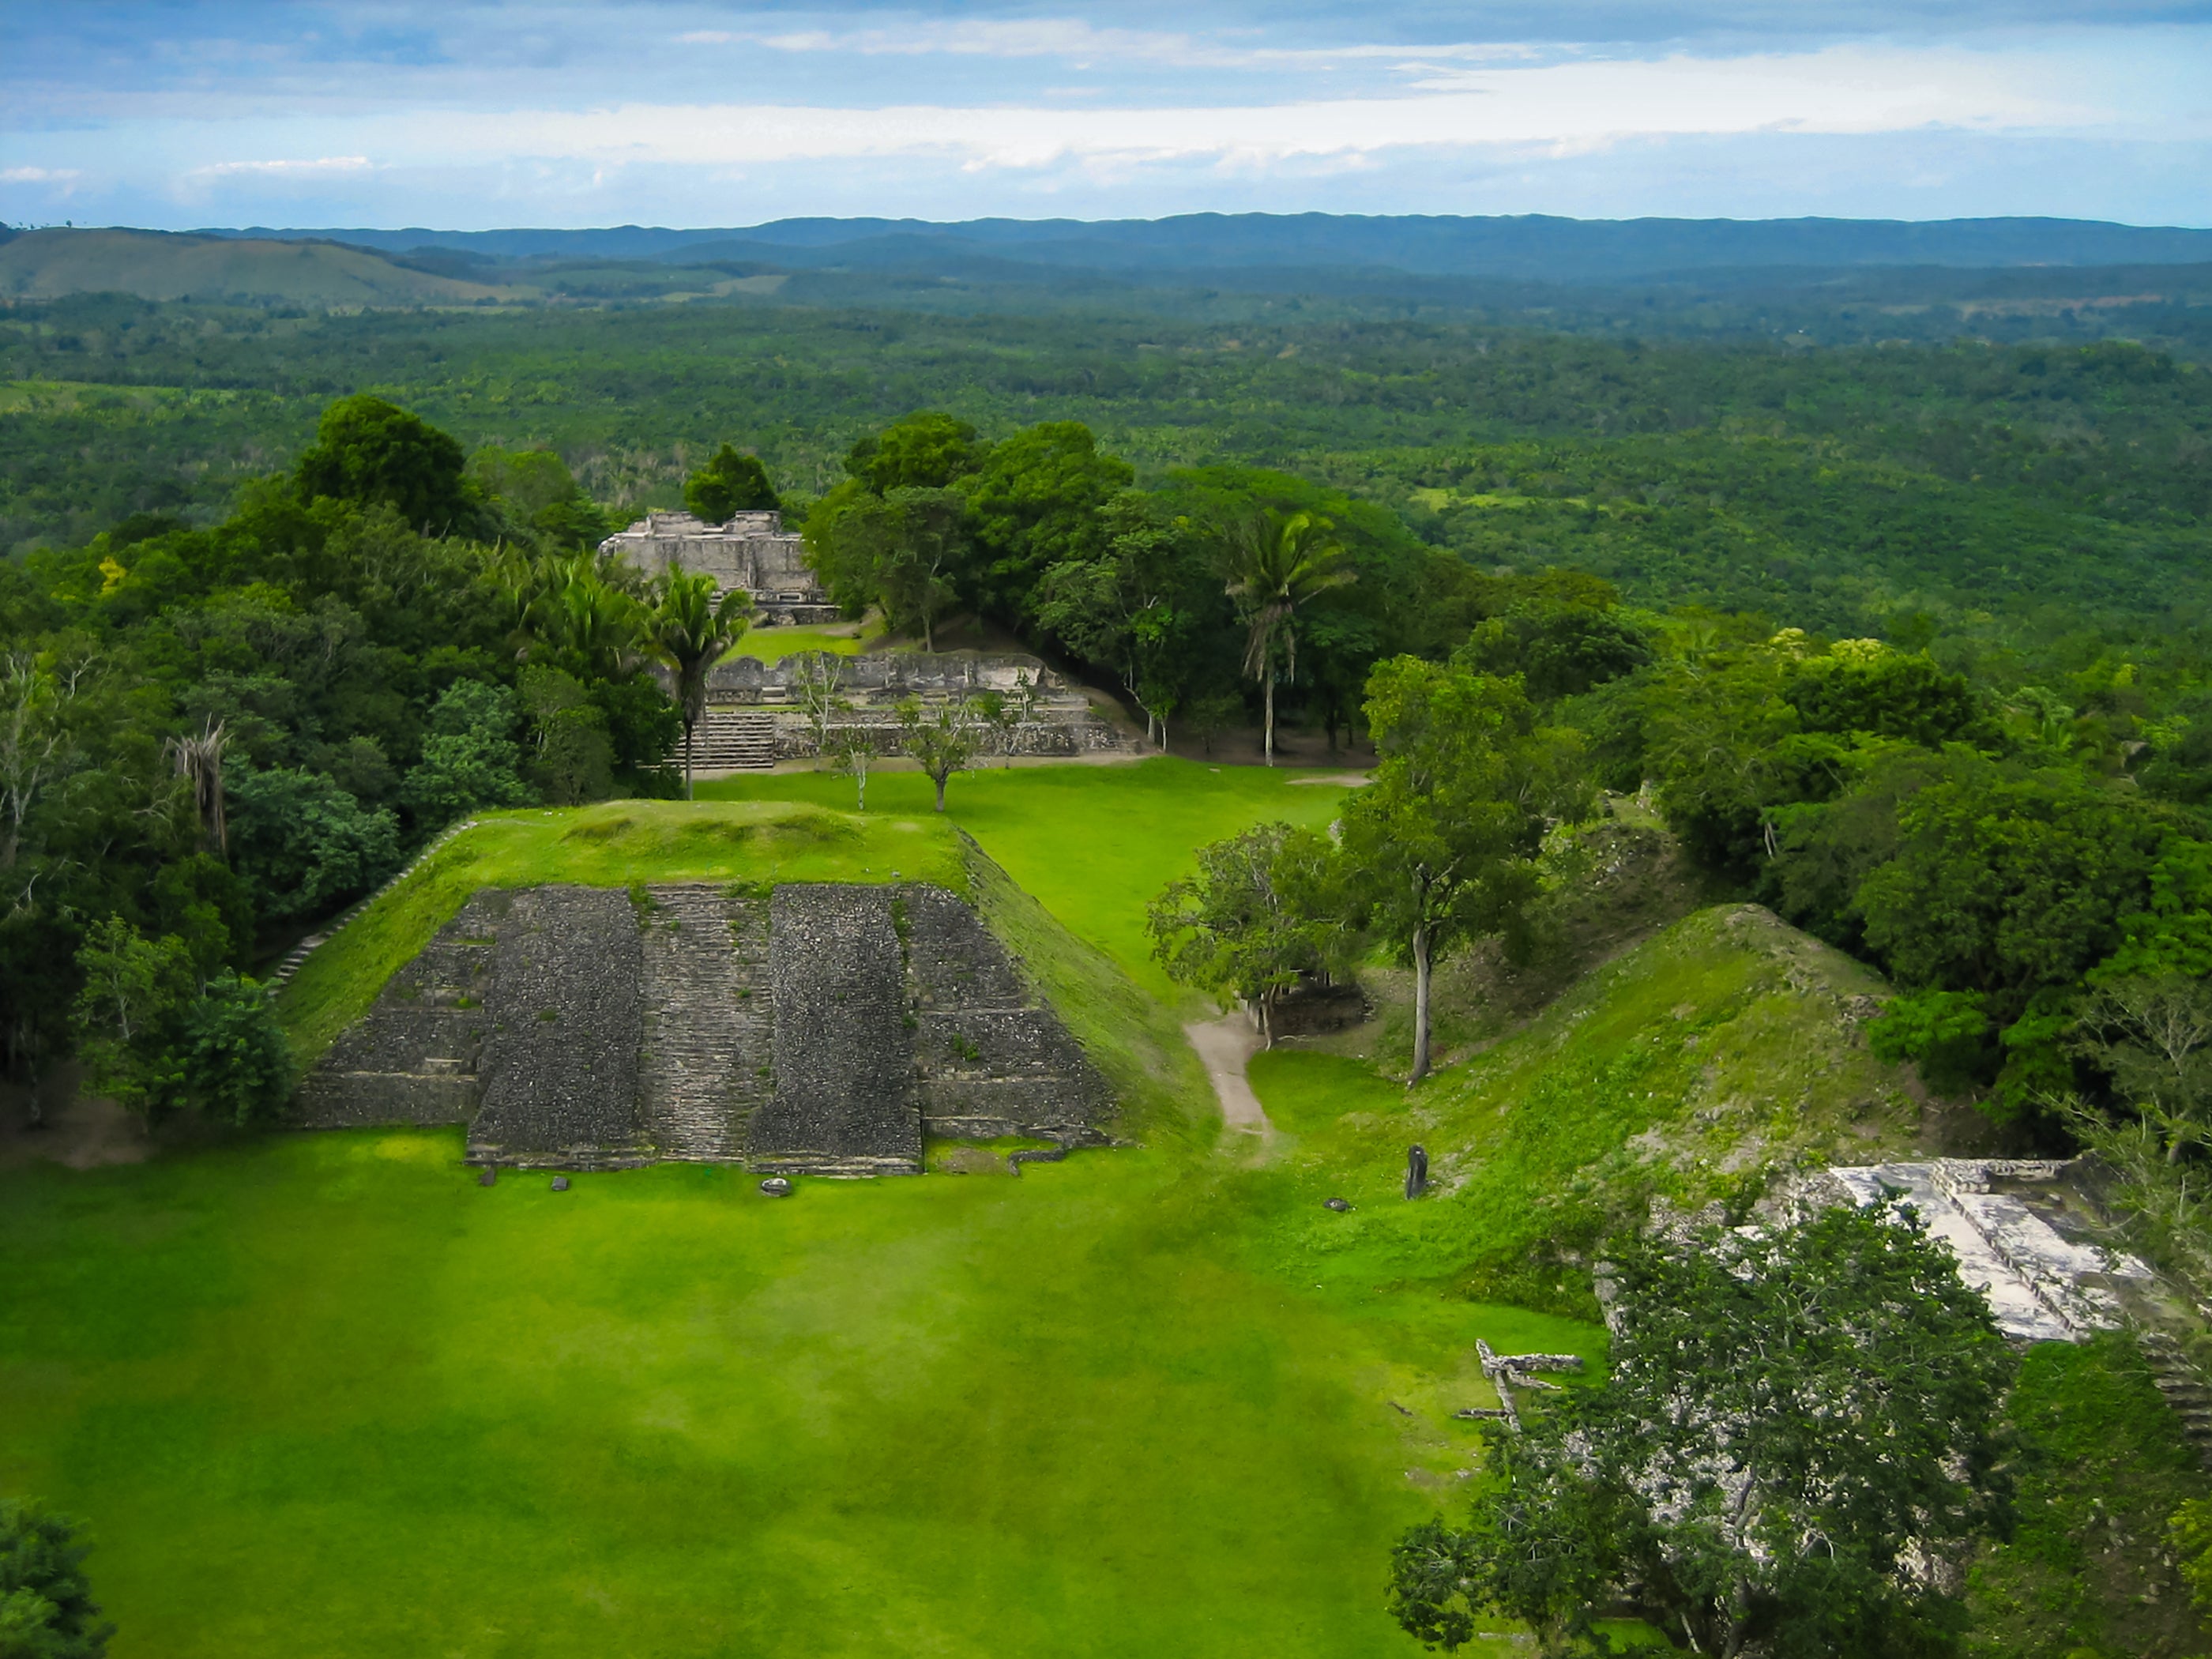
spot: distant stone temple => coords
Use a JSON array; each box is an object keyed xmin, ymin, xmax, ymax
[
  {"xmin": 599, "ymin": 510, "xmax": 840, "ymax": 624},
  {"xmin": 687, "ymin": 651, "xmax": 1131, "ymax": 769}
]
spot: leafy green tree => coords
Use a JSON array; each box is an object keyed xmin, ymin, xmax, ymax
[
  {"xmin": 0, "ymin": 1497, "xmax": 112, "ymax": 1659},
  {"xmin": 518, "ymin": 665, "xmax": 615, "ymax": 805},
  {"xmin": 844, "ymin": 412, "xmax": 988, "ymax": 494},
  {"xmin": 818, "ymin": 489, "xmax": 972, "ymax": 649},
  {"xmin": 649, "ymin": 570, "xmax": 752, "ymax": 797},
  {"xmin": 528, "ymin": 556, "xmax": 651, "ymax": 681},
  {"xmin": 959, "ymin": 421, "xmax": 1133, "ymax": 620},
  {"xmin": 1220, "ymin": 509, "xmax": 1356, "ymax": 765},
  {"xmin": 1031, "ymin": 495, "xmax": 1214, "ymax": 748},
  {"xmin": 683, "ymin": 444, "xmax": 780, "ymax": 521},
  {"xmin": 401, "ymin": 680, "xmax": 535, "ymax": 829},
  {"xmin": 1341, "ymin": 660, "xmax": 1588, "ymax": 1082},
  {"xmin": 1459, "ymin": 601, "xmax": 1654, "ymax": 703},
  {"xmin": 178, "ymin": 972, "xmax": 293, "ymax": 1127},
  {"xmin": 225, "ymin": 766, "xmax": 401, "ymax": 920},
  {"xmin": 896, "ymin": 697, "xmax": 984, "ymax": 812},
  {"xmin": 1785, "ymin": 644, "xmax": 1985, "ymax": 748},
  {"xmin": 1391, "ymin": 1206, "xmax": 2015, "ymax": 1657},
  {"xmin": 1147, "ymin": 822, "xmax": 1348, "ymax": 1044},
  {"xmin": 2070, "ymin": 974, "xmax": 2212, "ymax": 1160},
  {"xmin": 70, "ymin": 918, "xmax": 195, "ymax": 1119},
  {"xmin": 469, "ymin": 446, "xmax": 608, "ymax": 551},
  {"xmin": 292, "ymin": 395, "xmax": 471, "ymax": 530}
]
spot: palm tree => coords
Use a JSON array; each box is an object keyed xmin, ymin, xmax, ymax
[
  {"xmin": 164, "ymin": 719, "xmax": 229, "ymax": 856},
  {"xmin": 1221, "ymin": 510, "xmax": 1355, "ymax": 765},
  {"xmin": 649, "ymin": 569, "xmax": 753, "ymax": 799}
]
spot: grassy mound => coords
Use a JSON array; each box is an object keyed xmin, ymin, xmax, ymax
[
  {"xmin": 278, "ymin": 799, "xmax": 966, "ymax": 1066},
  {"xmin": 963, "ymin": 837, "xmax": 1213, "ymax": 1149},
  {"xmin": 1248, "ymin": 902, "xmax": 1922, "ymax": 1315}
]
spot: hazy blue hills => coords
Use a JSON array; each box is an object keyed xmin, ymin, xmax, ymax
[{"xmin": 195, "ymin": 213, "xmax": 2212, "ymax": 280}]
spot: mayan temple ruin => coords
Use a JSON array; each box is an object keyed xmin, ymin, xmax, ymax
[
  {"xmin": 298, "ymin": 881, "xmax": 1117, "ymax": 1176},
  {"xmin": 599, "ymin": 509, "xmax": 841, "ymax": 624}
]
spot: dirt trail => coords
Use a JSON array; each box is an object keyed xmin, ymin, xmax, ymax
[{"xmin": 1183, "ymin": 1014, "xmax": 1275, "ymax": 1147}]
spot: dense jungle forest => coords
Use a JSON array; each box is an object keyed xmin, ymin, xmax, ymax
[{"xmin": 7, "ymin": 261, "xmax": 2212, "ymax": 1655}]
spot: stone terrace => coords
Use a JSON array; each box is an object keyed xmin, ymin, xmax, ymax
[{"xmin": 301, "ymin": 880, "xmax": 1113, "ymax": 1176}]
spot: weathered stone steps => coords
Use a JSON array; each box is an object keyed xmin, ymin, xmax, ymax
[{"xmin": 638, "ymin": 885, "xmax": 771, "ymax": 1161}]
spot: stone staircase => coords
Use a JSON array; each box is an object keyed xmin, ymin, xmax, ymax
[
  {"xmin": 2139, "ymin": 1331, "xmax": 2212, "ymax": 1469},
  {"xmin": 638, "ymin": 885, "xmax": 773, "ymax": 1161},
  {"xmin": 692, "ymin": 708, "xmax": 777, "ymax": 770}
]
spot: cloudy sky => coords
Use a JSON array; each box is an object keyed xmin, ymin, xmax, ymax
[{"xmin": 4, "ymin": 2, "xmax": 2208, "ymax": 230}]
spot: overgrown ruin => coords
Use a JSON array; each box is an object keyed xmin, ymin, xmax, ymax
[{"xmin": 298, "ymin": 882, "xmax": 1115, "ymax": 1174}]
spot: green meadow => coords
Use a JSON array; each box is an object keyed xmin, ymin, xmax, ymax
[{"xmin": 8, "ymin": 759, "xmax": 1625, "ymax": 1657}]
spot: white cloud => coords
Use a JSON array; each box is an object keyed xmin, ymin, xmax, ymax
[
  {"xmin": 0, "ymin": 166, "xmax": 81, "ymax": 182},
  {"xmin": 326, "ymin": 42, "xmax": 2115, "ymax": 182},
  {"xmin": 187, "ymin": 156, "xmax": 374, "ymax": 178}
]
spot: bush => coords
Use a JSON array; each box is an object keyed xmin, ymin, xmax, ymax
[
  {"xmin": 401, "ymin": 679, "xmax": 534, "ymax": 830},
  {"xmin": 179, "ymin": 973, "xmax": 294, "ymax": 1127},
  {"xmin": 0, "ymin": 1498, "xmax": 111, "ymax": 1659},
  {"xmin": 227, "ymin": 766, "xmax": 402, "ymax": 921}
]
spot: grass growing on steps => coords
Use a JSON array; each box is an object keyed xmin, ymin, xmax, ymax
[
  {"xmin": 278, "ymin": 799, "xmax": 965, "ymax": 1067},
  {"xmin": 965, "ymin": 837, "xmax": 1215, "ymax": 1150},
  {"xmin": 1246, "ymin": 903, "xmax": 1922, "ymax": 1317},
  {"xmin": 698, "ymin": 758, "xmax": 1355, "ymax": 1002}
]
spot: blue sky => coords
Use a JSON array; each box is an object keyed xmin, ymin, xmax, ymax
[{"xmin": 4, "ymin": 2, "xmax": 2208, "ymax": 230}]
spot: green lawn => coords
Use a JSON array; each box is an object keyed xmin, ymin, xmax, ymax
[
  {"xmin": 5, "ymin": 761, "xmax": 1622, "ymax": 1657},
  {"xmin": 698, "ymin": 758, "xmax": 1354, "ymax": 1001},
  {"xmin": 1, "ymin": 1130, "xmax": 1592, "ymax": 1657},
  {"xmin": 726, "ymin": 618, "xmax": 882, "ymax": 663}
]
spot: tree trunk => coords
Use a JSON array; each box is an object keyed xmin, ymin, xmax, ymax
[
  {"xmin": 935, "ymin": 773, "xmax": 948, "ymax": 812},
  {"xmin": 1409, "ymin": 920, "xmax": 1432, "ymax": 1084},
  {"xmin": 1263, "ymin": 676, "xmax": 1277, "ymax": 766},
  {"xmin": 683, "ymin": 720, "xmax": 696, "ymax": 801}
]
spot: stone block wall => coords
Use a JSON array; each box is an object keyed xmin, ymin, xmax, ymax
[{"xmin": 300, "ymin": 878, "xmax": 1115, "ymax": 1175}]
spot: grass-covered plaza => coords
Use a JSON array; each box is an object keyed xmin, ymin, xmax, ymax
[{"xmin": 2, "ymin": 761, "xmax": 1613, "ymax": 1657}]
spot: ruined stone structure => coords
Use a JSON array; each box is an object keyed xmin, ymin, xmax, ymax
[
  {"xmin": 600, "ymin": 510, "xmax": 839, "ymax": 624},
  {"xmin": 299, "ymin": 882, "xmax": 1114, "ymax": 1176},
  {"xmin": 688, "ymin": 651, "xmax": 1132, "ymax": 770},
  {"xmin": 1799, "ymin": 1158, "xmax": 2156, "ymax": 1342}
]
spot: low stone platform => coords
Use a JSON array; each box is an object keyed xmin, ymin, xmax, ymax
[
  {"xmin": 1811, "ymin": 1158, "xmax": 2156, "ymax": 1341},
  {"xmin": 300, "ymin": 879, "xmax": 1113, "ymax": 1176}
]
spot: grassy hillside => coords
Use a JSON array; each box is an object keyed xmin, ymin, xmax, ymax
[
  {"xmin": 1247, "ymin": 902, "xmax": 1922, "ymax": 1315},
  {"xmin": 276, "ymin": 799, "xmax": 967, "ymax": 1066},
  {"xmin": 0, "ymin": 229, "xmax": 502, "ymax": 305}
]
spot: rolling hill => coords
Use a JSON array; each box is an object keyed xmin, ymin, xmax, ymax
[{"xmin": 0, "ymin": 228, "xmax": 504, "ymax": 306}]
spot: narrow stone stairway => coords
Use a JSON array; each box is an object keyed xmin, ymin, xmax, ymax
[
  {"xmin": 638, "ymin": 885, "xmax": 772, "ymax": 1161},
  {"xmin": 692, "ymin": 708, "xmax": 777, "ymax": 769},
  {"xmin": 2139, "ymin": 1331, "xmax": 2212, "ymax": 1469}
]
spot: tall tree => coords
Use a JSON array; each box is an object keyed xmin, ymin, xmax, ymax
[
  {"xmin": 292, "ymin": 394, "xmax": 472, "ymax": 531},
  {"xmin": 649, "ymin": 569, "xmax": 753, "ymax": 798},
  {"xmin": 683, "ymin": 444, "xmax": 780, "ymax": 521},
  {"xmin": 1341, "ymin": 659, "xmax": 1586, "ymax": 1082},
  {"xmin": 1390, "ymin": 1206, "xmax": 2016, "ymax": 1657},
  {"xmin": 1147, "ymin": 821, "xmax": 1348, "ymax": 1044},
  {"xmin": 1221, "ymin": 509, "xmax": 1354, "ymax": 766}
]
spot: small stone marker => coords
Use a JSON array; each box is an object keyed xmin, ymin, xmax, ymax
[
  {"xmin": 550, "ymin": 1176, "xmax": 570, "ymax": 1191},
  {"xmin": 1405, "ymin": 1143, "xmax": 1429, "ymax": 1200},
  {"xmin": 1324, "ymin": 1197, "xmax": 1352, "ymax": 1213},
  {"xmin": 477, "ymin": 1166, "xmax": 497, "ymax": 1187},
  {"xmin": 759, "ymin": 1177, "xmax": 793, "ymax": 1198}
]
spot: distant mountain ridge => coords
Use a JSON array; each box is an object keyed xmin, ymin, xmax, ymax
[{"xmin": 198, "ymin": 213, "xmax": 2212, "ymax": 281}]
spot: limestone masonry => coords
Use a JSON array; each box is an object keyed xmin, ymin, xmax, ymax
[
  {"xmin": 599, "ymin": 509, "xmax": 838, "ymax": 624},
  {"xmin": 299, "ymin": 882, "xmax": 1114, "ymax": 1175}
]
